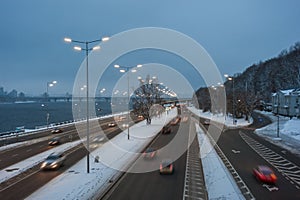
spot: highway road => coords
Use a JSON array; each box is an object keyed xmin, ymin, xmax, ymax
[
  {"xmin": 0, "ymin": 115, "xmax": 137, "ymax": 200},
  {"xmin": 101, "ymin": 117, "xmax": 207, "ymax": 200},
  {"xmin": 0, "ymin": 117, "xmax": 119, "ymax": 170},
  {"xmin": 210, "ymin": 112, "xmax": 300, "ymax": 200}
]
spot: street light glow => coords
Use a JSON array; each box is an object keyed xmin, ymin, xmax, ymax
[
  {"xmin": 53, "ymin": 81, "xmax": 57, "ymax": 84},
  {"xmin": 114, "ymin": 64, "xmax": 120, "ymax": 68},
  {"xmin": 131, "ymin": 69, "xmax": 137, "ymax": 73},
  {"xmin": 137, "ymin": 64, "xmax": 142, "ymax": 68},
  {"xmin": 92, "ymin": 46, "xmax": 101, "ymax": 51},
  {"xmin": 120, "ymin": 69, "xmax": 126, "ymax": 73},
  {"xmin": 102, "ymin": 37, "xmax": 110, "ymax": 42},
  {"xmin": 64, "ymin": 37, "xmax": 72, "ymax": 43},
  {"xmin": 74, "ymin": 46, "xmax": 82, "ymax": 51}
]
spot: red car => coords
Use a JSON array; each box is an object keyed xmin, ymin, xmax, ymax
[
  {"xmin": 159, "ymin": 159, "xmax": 174, "ymax": 174},
  {"xmin": 253, "ymin": 165, "xmax": 277, "ymax": 184},
  {"xmin": 143, "ymin": 148, "xmax": 157, "ymax": 159}
]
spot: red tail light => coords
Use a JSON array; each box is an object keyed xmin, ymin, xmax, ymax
[
  {"xmin": 271, "ymin": 174, "xmax": 277, "ymax": 181},
  {"xmin": 170, "ymin": 164, "xmax": 173, "ymax": 171},
  {"xmin": 160, "ymin": 164, "xmax": 162, "ymax": 170}
]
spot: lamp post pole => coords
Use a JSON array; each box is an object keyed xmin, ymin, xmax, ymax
[
  {"xmin": 114, "ymin": 64, "xmax": 142, "ymax": 140},
  {"xmin": 64, "ymin": 36, "xmax": 109, "ymax": 173},
  {"xmin": 46, "ymin": 81, "xmax": 57, "ymax": 128}
]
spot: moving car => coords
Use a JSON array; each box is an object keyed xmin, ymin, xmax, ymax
[
  {"xmin": 204, "ymin": 119, "xmax": 210, "ymax": 125},
  {"xmin": 40, "ymin": 152, "xmax": 66, "ymax": 170},
  {"xmin": 48, "ymin": 137, "xmax": 61, "ymax": 146},
  {"xmin": 161, "ymin": 126, "xmax": 171, "ymax": 134},
  {"xmin": 51, "ymin": 128, "xmax": 63, "ymax": 134},
  {"xmin": 170, "ymin": 117, "xmax": 181, "ymax": 125},
  {"xmin": 108, "ymin": 122, "xmax": 116, "ymax": 127},
  {"xmin": 143, "ymin": 147, "xmax": 157, "ymax": 159},
  {"xmin": 159, "ymin": 159, "xmax": 174, "ymax": 174},
  {"xmin": 253, "ymin": 165, "xmax": 277, "ymax": 184}
]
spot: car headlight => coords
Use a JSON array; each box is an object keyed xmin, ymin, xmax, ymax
[{"xmin": 41, "ymin": 163, "xmax": 46, "ymax": 168}]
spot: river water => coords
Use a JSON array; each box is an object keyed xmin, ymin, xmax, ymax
[{"xmin": 0, "ymin": 100, "xmax": 113, "ymax": 133}]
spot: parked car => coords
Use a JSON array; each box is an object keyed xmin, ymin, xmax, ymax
[
  {"xmin": 48, "ymin": 137, "xmax": 61, "ymax": 146},
  {"xmin": 253, "ymin": 165, "xmax": 277, "ymax": 184},
  {"xmin": 159, "ymin": 159, "xmax": 174, "ymax": 174},
  {"xmin": 51, "ymin": 128, "xmax": 63, "ymax": 134},
  {"xmin": 40, "ymin": 152, "xmax": 66, "ymax": 170},
  {"xmin": 161, "ymin": 126, "xmax": 171, "ymax": 134},
  {"xmin": 143, "ymin": 147, "xmax": 157, "ymax": 159}
]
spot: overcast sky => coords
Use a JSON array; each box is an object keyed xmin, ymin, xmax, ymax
[{"xmin": 0, "ymin": 0, "xmax": 299, "ymax": 96}]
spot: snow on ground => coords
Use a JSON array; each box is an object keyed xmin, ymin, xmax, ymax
[
  {"xmin": 187, "ymin": 106, "xmax": 252, "ymax": 128},
  {"xmin": 196, "ymin": 124, "xmax": 244, "ymax": 200},
  {"xmin": 254, "ymin": 110, "xmax": 300, "ymax": 157},
  {"xmin": 8, "ymin": 106, "xmax": 299, "ymax": 200},
  {"xmin": 27, "ymin": 109, "xmax": 177, "ymax": 200}
]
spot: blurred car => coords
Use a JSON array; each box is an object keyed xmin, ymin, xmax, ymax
[
  {"xmin": 181, "ymin": 116, "xmax": 188, "ymax": 123},
  {"xmin": 40, "ymin": 152, "xmax": 66, "ymax": 170},
  {"xmin": 170, "ymin": 117, "xmax": 181, "ymax": 125},
  {"xmin": 159, "ymin": 159, "xmax": 174, "ymax": 174},
  {"xmin": 161, "ymin": 126, "xmax": 171, "ymax": 134},
  {"xmin": 253, "ymin": 165, "xmax": 277, "ymax": 184},
  {"xmin": 204, "ymin": 119, "xmax": 210, "ymax": 125},
  {"xmin": 48, "ymin": 137, "xmax": 61, "ymax": 146},
  {"xmin": 143, "ymin": 147, "xmax": 157, "ymax": 159},
  {"xmin": 108, "ymin": 122, "xmax": 116, "ymax": 127},
  {"xmin": 51, "ymin": 128, "xmax": 63, "ymax": 134},
  {"xmin": 122, "ymin": 123, "xmax": 129, "ymax": 128}
]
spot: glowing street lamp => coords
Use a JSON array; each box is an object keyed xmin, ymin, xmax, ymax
[
  {"xmin": 64, "ymin": 35, "xmax": 109, "ymax": 173},
  {"xmin": 113, "ymin": 64, "xmax": 142, "ymax": 140}
]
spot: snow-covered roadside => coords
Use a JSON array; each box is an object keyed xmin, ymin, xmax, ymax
[
  {"xmin": 255, "ymin": 110, "xmax": 300, "ymax": 156},
  {"xmin": 196, "ymin": 124, "xmax": 245, "ymax": 200},
  {"xmin": 26, "ymin": 109, "xmax": 177, "ymax": 200},
  {"xmin": 187, "ymin": 106, "xmax": 252, "ymax": 128}
]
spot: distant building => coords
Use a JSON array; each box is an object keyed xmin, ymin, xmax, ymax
[{"xmin": 272, "ymin": 89, "xmax": 300, "ymax": 117}]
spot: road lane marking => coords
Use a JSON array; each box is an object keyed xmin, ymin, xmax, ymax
[
  {"xmin": 240, "ymin": 131, "xmax": 300, "ymax": 190},
  {"xmin": 262, "ymin": 184, "xmax": 279, "ymax": 191},
  {"xmin": 26, "ymin": 149, "xmax": 32, "ymax": 152},
  {"xmin": 12, "ymin": 154, "xmax": 18, "ymax": 157}
]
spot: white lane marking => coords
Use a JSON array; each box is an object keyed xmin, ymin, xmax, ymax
[
  {"xmin": 12, "ymin": 154, "xmax": 18, "ymax": 157},
  {"xmin": 26, "ymin": 149, "xmax": 32, "ymax": 152},
  {"xmin": 263, "ymin": 184, "xmax": 279, "ymax": 191},
  {"xmin": 231, "ymin": 149, "xmax": 240, "ymax": 154}
]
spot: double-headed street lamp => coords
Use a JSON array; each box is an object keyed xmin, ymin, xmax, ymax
[
  {"xmin": 46, "ymin": 80, "xmax": 57, "ymax": 128},
  {"xmin": 224, "ymin": 74, "xmax": 235, "ymax": 125},
  {"xmin": 114, "ymin": 64, "xmax": 142, "ymax": 140},
  {"xmin": 64, "ymin": 36, "xmax": 109, "ymax": 174}
]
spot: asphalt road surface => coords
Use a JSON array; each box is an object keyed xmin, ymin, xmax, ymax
[
  {"xmin": 102, "ymin": 120, "xmax": 194, "ymax": 200},
  {"xmin": 212, "ymin": 112, "xmax": 300, "ymax": 200}
]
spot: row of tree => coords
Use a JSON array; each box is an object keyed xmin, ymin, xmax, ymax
[{"xmin": 193, "ymin": 42, "xmax": 300, "ymax": 120}]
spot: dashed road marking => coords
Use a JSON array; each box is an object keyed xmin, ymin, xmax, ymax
[
  {"xmin": 183, "ymin": 122, "xmax": 207, "ymax": 200},
  {"xmin": 240, "ymin": 131, "xmax": 300, "ymax": 190}
]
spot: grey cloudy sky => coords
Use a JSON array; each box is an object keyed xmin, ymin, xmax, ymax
[{"xmin": 0, "ymin": 0, "xmax": 299, "ymax": 96}]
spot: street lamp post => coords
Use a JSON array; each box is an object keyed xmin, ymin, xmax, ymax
[
  {"xmin": 64, "ymin": 36, "xmax": 109, "ymax": 174},
  {"xmin": 46, "ymin": 80, "xmax": 57, "ymax": 128},
  {"xmin": 224, "ymin": 74, "xmax": 235, "ymax": 125},
  {"xmin": 114, "ymin": 64, "xmax": 142, "ymax": 140}
]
